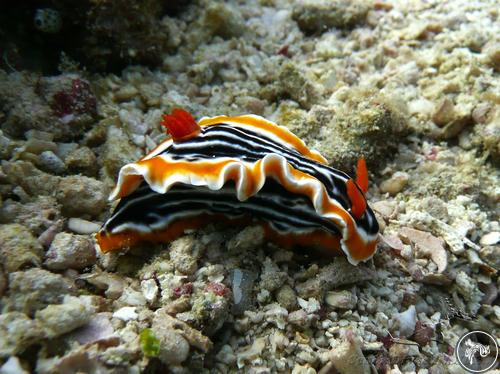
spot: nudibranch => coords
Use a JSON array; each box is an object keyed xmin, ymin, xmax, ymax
[{"xmin": 96, "ymin": 109, "xmax": 379, "ymax": 265}]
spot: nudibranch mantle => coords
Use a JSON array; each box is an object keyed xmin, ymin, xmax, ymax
[{"xmin": 97, "ymin": 111, "xmax": 379, "ymax": 265}]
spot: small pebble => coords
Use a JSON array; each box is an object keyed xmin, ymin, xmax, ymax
[
  {"xmin": 298, "ymin": 297, "xmax": 321, "ymax": 313},
  {"xmin": 479, "ymin": 245, "xmax": 500, "ymax": 270},
  {"xmin": 329, "ymin": 331, "xmax": 371, "ymax": 374},
  {"xmin": 64, "ymin": 146, "xmax": 98, "ymax": 176},
  {"xmin": 432, "ymin": 98, "xmax": 455, "ymax": 126},
  {"xmin": 325, "ymin": 290, "xmax": 358, "ymax": 309},
  {"xmin": 35, "ymin": 296, "xmax": 92, "ymax": 338},
  {"xmin": 37, "ymin": 150, "xmax": 65, "ymax": 174},
  {"xmin": 151, "ymin": 312, "xmax": 194, "ymax": 365},
  {"xmin": 169, "ymin": 236, "xmax": 198, "ymax": 275},
  {"xmin": 0, "ymin": 224, "xmax": 44, "ymax": 272},
  {"xmin": 390, "ymin": 305, "xmax": 417, "ymax": 338},
  {"xmin": 56, "ymin": 176, "xmax": 107, "ymax": 217},
  {"xmin": 472, "ymin": 103, "xmax": 492, "ymax": 124},
  {"xmin": 216, "ymin": 345, "xmax": 236, "ymax": 365},
  {"xmin": 288, "ymin": 309, "xmax": 309, "ymax": 327},
  {"xmin": 68, "ymin": 218, "xmax": 101, "ymax": 235},
  {"xmin": 231, "ymin": 268, "xmax": 256, "ymax": 315},
  {"xmin": 389, "ymin": 343, "xmax": 409, "ymax": 364},
  {"xmin": 399, "ymin": 227, "xmax": 448, "ymax": 273},
  {"xmin": 45, "ymin": 232, "xmax": 96, "ymax": 270},
  {"xmin": 112, "ymin": 306, "xmax": 138, "ymax": 322},
  {"xmin": 379, "ymin": 172, "xmax": 409, "ymax": 195},
  {"xmin": 276, "ymin": 284, "xmax": 298, "ymax": 311},
  {"xmin": 141, "ymin": 279, "xmax": 159, "ymax": 304},
  {"xmin": 0, "ymin": 356, "xmax": 29, "ymax": 374},
  {"xmin": 480, "ymin": 232, "xmax": 500, "ymax": 246},
  {"xmin": 70, "ymin": 313, "xmax": 115, "ymax": 345}
]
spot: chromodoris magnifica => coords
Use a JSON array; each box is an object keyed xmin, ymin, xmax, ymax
[{"xmin": 96, "ymin": 109, "xmax": 379, "ymax": 265}]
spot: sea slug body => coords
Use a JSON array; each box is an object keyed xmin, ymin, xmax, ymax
[{"xmin": 96, "ymin": 109, "xmax": 379, "ymax": 265}]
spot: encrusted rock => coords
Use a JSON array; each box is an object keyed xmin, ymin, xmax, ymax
[
  {"xmin": 276, "ymin": 284, "xmax": 298, "ymax": 311},
  {"xmin": 0, "ymin": 130, "xmax": 18, "ymax": 160},
  {"xmin": 432, "ymin": 98, "xmax": 456, "ymax": 127},
  {"xmin": 295, "ymin": 258, "xmax": 375, "ymax": 299},
  {"xmin": 0, "ymin": 73, "xmax": 96, "ymax": 140},
  {"xmin": 64, "ymin": 146, "xmax": 98, "ymax": 176},
  {"xmin": 45, "ymin": 232, "xmax": 96, "ymax": 270},
  {"xmin": 0, "ymin": 196, "xmax": 61, "ymax": 236},
  {"xmin": 155, "ymin": 327, "xmax": 190, "ymax": 366},
  {"xmin": 190, "ymin": 285, "xmax": 231, "ymax": 336},
  {"xmin": 479, "ymin": 245, "xmax": 500, "ymax": 270},
  {"xmin": 371, "ymin": 200, "xmax": 398, "ymax": 220},
  {"xmin": 288, "ymin": 309, "xmax": 309, "ymax": 327},
  {"xmin": 325, "ymin": 290, "xmax": 358, "ymax": 309},
  {"xmin": 101, "ymin": 125, "xmax": 141, "ymax": 180},
  {"xmin": 399, "ymin": 228, "xmax": 448, "ymax": 273},
  {"xmin": 277, "ymin": 62, "xmax": 322, "ymax": 109},
  {"xmin": 0, "ymin": 223, "xmax": 43, "ymax": 272},
  {"xmin": 216, "ymin": 345, "xmax": 237, "ymax": 365},
  {"xmin": 35, "ymin": 296, "xmax": 93, "ymax": 338},
  {"xmin": 169, "ymin": 236, "xmax": 199, "ymax": 275},
  {"xmin": 314, "ymin": 93, "xmax": 408, "ymax": 171},
  {"xmin": 412, "ymin": 321, "xmax": 434, "ymax": 346},
  {"xmin": 1, "ymin": 161, "xmax": 59, "ymax": 197},
  {"xmin": 73, "ymin": 1, "xmax": 174, "ymax": 71},
  {"xmin": 259, "ymin": 257, "xmax": 287, "ymax": 292},
  {"xmin": 6, "ymin": 268, "xmax": 75, "ymax": 315},
  {"xmin": 152, "ymin": 308, "xmax": 212, "ymax": 365},
  {"xmin": 476, "ymin": 107, "xmax": 500, "ymax": 164},
  {"xmin": 292, "ymin": 0, "xmax": 369, "ymax": 34},
  {"xmin": 56, "ymin": 175, "xmax": 107, "ymax": 217},
  {"xmin": 329, "ymin": 331, "xmax": 370, "ymax": 374},
  {"xmin": 226, "ymin": 225, "xmax": 265, "ymax": 253},
  {"xmin": 153, "ymin": 309, "xmax": 213, "ymax": 353},
  {"xmin": 0, "ymin": 312, "xmax": 44, "ymax": 357},
  {"xmin": 298, "ymin": 297, "xmax": 321, "ymax": 314},
  {"xmin": 388, "ymin": 342, "xmax": 410, "ymax": 365},
  {"xmin": 379, "ymin": 172, "xmax": 409, "ymax": 195},
  {"xmin": 236, "ymin": 337, "xmax": 267, "ymax": 368},
  {"xmin": 202, "ymin": 2, "xmax": 246, "ymax": 39},
  {"xmin": 82, "ymin": 272, "xmax": 124, "ymax": 299},
  {"xmin": 483, "ymin": 41, "xmax": 500, "ymax": 71}
]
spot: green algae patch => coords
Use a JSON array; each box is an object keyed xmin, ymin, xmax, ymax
[{"xmin": 139, "ymin": 328, "xmax": 161, "ymax": 358}]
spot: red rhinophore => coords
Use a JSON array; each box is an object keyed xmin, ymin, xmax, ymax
[
  {"xmin": 161, "ymin": 108, "xmax": 201, "ymax": 142},
  {"xmin": 347, "ymin": 178, "xmax": 367, "ymax": 219},
  {"xmin": 356, "ymin": 157, "xmax": 369, "ymax": 193}
]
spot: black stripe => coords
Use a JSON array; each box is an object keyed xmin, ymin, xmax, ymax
[
  {"xmin": 105, "ymin": 180, "xmax": 342, "ymax": 236},
  {"xmin": 164, "ymin": 125, "xmax": 351, "ymax": 208}
]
